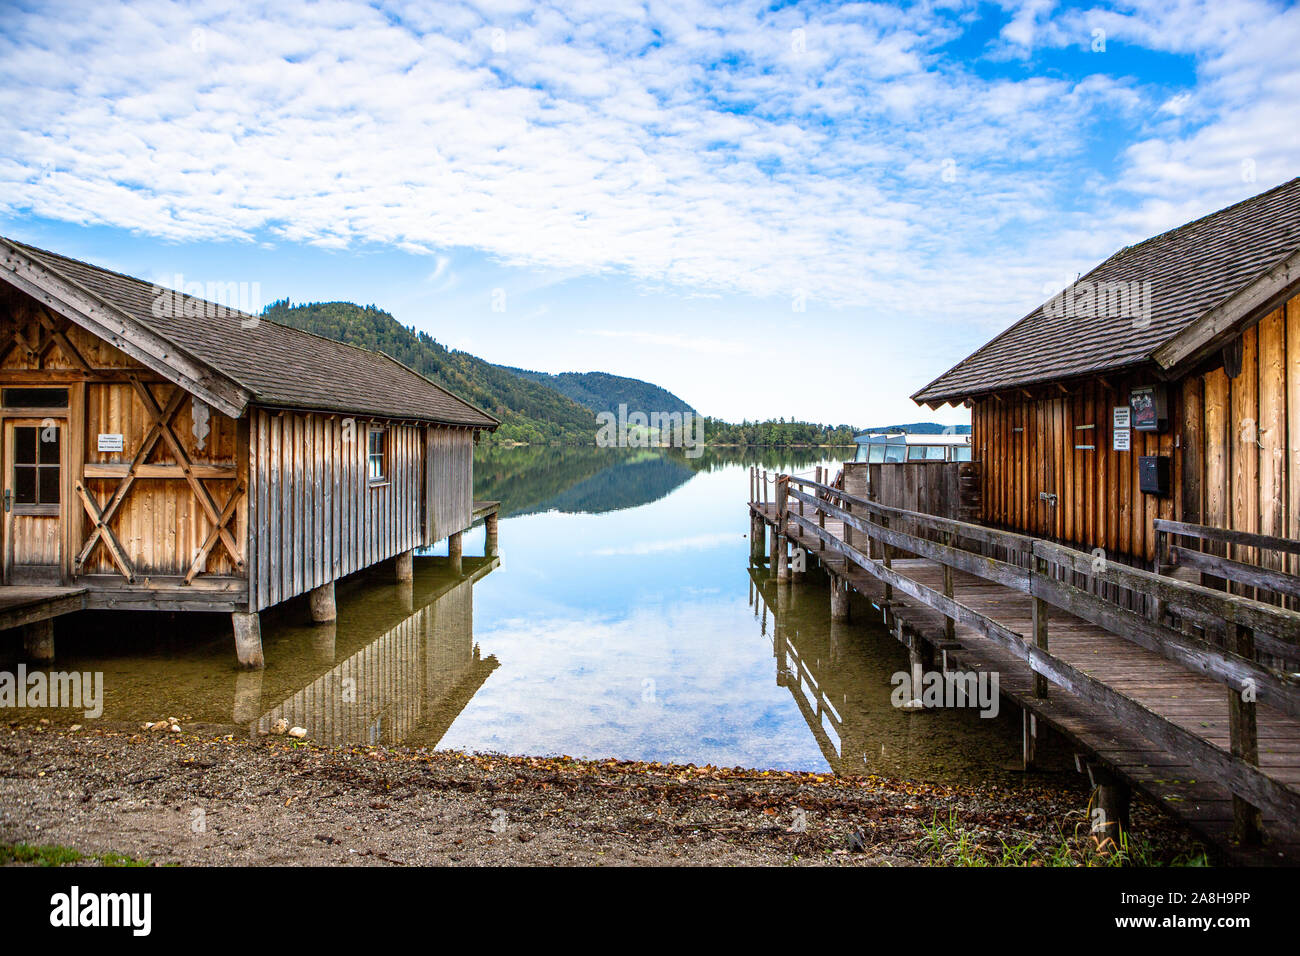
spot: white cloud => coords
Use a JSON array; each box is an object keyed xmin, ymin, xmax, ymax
[{"xmin": 0, "ymin": 0, "xmax": 1296, "ymax": 340}]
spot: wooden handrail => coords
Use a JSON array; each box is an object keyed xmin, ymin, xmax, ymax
[
  {"xmin": 787, "ymin": 474, "xmax": 1037, "ymax": 556},
  {"xmin": 783, "ymin": 506, "xmax": 1300, "ymax": 824},
  {"xmin": 787, "ymin": 474, "xmax": 1300, "ymax": 646},
  {"xmin": 786, "ymin": 484, "xmax": 1300, "ymax": 717},
  {"xmin": 1156, "ymin": 518, "xmax": 1300, "ymax": 557}
]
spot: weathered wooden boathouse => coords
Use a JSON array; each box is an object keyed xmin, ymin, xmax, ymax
[
  {"xmin": 749, "ymin": 178, "xmax": 1300, "ymax": 862},
  {"xmin": 913, "ymin": 175, "xmax": 1300, "ymax": 574},
  {"xmin": 0, "ymin": 238, "xmax": 500, "ymax": 668}
]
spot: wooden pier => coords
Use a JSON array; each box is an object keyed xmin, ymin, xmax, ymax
[{"xmin": 749, "ymin": 468, "xmax": 1300, "ymax": 864}]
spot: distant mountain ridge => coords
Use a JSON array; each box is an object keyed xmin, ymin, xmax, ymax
[
  {"xmin": 499, "ymin": 367, "xmax": 697, "ymax": 417},
  {"xmin": 257, "ymin": 299, "xmax": 968, "ymax": 446},
  {"xmin": 260, "ymin": 299, "xmax": 598, "ymax": 444}
]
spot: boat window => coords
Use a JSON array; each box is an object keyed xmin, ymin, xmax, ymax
[
  {"xmin": 867, "ymin": 444, "xmax": 886, "ymax": 463},
  {"xmin": 953, "ymin": 445, "xmax": 973, "ymax": 461},
  {"xmin": 882, "ymin": 444, "xmax": 906, "ymax": 463}
]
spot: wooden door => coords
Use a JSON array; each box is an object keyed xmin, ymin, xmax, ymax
[
  {"xmin": 1037, "ymin": 398, "xmax": 1063, "ymax": 539},
  {"xmin": 3, "ymin": 417, "xmax": 66, "ymax": 584}
]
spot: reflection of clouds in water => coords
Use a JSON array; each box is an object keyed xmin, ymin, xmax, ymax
[
  {"xmin": 441, "ymin": 598, "xmax": 826, "ymax": 771},
  {"xmin": 590, "ymin": 532, "xmax": 738, "ymax": 556}
]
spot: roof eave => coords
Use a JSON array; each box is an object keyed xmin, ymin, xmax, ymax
[
  {"xmin": 0, "ymin": 238, "xmax": 251, "ymax": 418},
  {"xmin": 1151, "ymin": 246, "xmax": 1300, "ymax": 375}
]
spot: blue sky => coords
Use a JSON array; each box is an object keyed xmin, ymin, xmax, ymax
[{"xmin": 2, "ymin": 0, "xmax": 1297, "ymax": 425}]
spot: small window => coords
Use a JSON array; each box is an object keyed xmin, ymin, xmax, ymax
[
  {"xmin": 952, "ymin": 445, "xmax": 973, "ymax": 462},
  {"xmin": 3, "ymin": 387, "xmax": 68, "ymax": 409},
  {"xmin": 367, "ymin": 427, "xmax": 387, "ymax": 483},
  {"xmin": 13, "ymin": 424, "xmax": 60, "ymax": 509},
  {"xmin": 908, "ymin": 444, "xmax": 946, "ymax": 461},
  {"xmin": 882, "ymin": 444, "xmax": 906, "ymax": 463}
]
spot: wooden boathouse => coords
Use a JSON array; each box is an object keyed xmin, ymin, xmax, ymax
[
  {"xmin": 0, "ymin": 238, "xmax": 500, "ymax": 668},
  {"xmin": 748, "ymin": 178, "xmax": 1300, "ymax": 862},
  {"xmin": 913, "ymin": 175, "xmax": 1300, "ymax": 572}
]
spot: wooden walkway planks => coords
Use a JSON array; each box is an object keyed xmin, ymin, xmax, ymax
[
  {"xmin": 753, "ymin": 502, "xmax": 1300, "ymax": 864},
  {"xmin": 0, "ymin": 586, "xmax": 87, "ymax": 632}
]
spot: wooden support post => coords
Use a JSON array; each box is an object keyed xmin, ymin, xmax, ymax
[
  {"xmin": 307, "ymin": 580, "xmax": 337, "ymax": 623},
  {"xmin": 881, "ymin": 515, "xmax": 893, "ymax": 602},
  {"xmin": 830, "ymin": 573, "xmax": 849, "ymax": 622},
  {"xmin": 1022, "ymin": 708, "xmax": 1038, "ymax": 770},
  {"xmin": 750, "ymin": 512, "xmax": 765, "ymax": 563},
  {"xmin": 769, "ymin": 516, "xmax": 780, "ymax": 569},
  {"xmin": 943, "ymin": 530, "xmax": 955, "ymax": 643},
  {"xmin": 485, "ymin": 512, "xmax": 499, "ymax": 557},
  {"xmin": 776, "ymin": 476, "xmax": 789, "ymax": 581},
  {"xmin": 396, "ymin": 547, "xmax": 415, "ymax": 582},
  {"xmin": 1032, "ymin": 554, "xmax": 1049, "ymax": 698},
  {"xmin": 1227, "ymin": 623, "xmax": 1263, "ymax": 844},
  {"xmin": 21, "ymin": 619, "xmax": 54, "ymax": 663},
  {"xmin": 1087, "ymin": 762, "xmax": 1131, "ymax": 849},
  {"xmin": 1152, "ymin": 527, "xmax": 1169, "ymax": 623},
  {"xmin": 448, "ymin": 532, "xmax": 463, "ymax": 575},
  {"xmin": 231, "ymin": 611, "xmax": 264, "ymax": 670}
]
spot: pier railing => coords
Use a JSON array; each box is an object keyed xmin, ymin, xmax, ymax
[{"xmin": 752, "ymin": 468, "xmax": 1300, "ymax": 835}]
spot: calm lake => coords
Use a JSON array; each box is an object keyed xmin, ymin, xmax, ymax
[{"xmin": 3, "ymin": 446, "xmax": 1067, "ymax": 785}]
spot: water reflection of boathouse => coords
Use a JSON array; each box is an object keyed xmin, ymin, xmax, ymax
[{"xmin": 250, "ymin": 557, "xmax": 499, "ymax": 747}]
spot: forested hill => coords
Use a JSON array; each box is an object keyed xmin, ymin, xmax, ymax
[
  {"xmin": 259, "ymin": 299, "xmax": 598, "ymax": 443},
  {"xmin": 499, "ymin": 367, "xmax": 697, "ymax": 417}
]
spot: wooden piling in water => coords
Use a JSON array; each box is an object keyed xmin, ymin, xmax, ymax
[{"xmin": 308, "ymin": 580, "xmax": 337, "ymax": 623}]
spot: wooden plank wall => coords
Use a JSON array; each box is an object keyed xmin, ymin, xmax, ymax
[
  {"xmin": 81, "ymin": 381, "xmax": 243, "ymax": 576},
  {"xmin": 973, "ymin": 375, "xmax": 1179, "ymax": 564},
  {"xmin": 249, "ymin": 409, "xmax": 426, "ymax": 612},
  {"xmin": 843, "ymin": 461, "xmax": 981, "ymax": 522},
  {"xmin": 1183, "ymin": 300, "xmax": 1300, "ymax": 585},
  {"xmin": 972, "ymin": 290, "xmax": 1300, "ymax": 567},
  {"xmin": 425, "ymin": 426, "xmax": 473, "ymax": 546},
  {"xmin": 1, "ymin": 299, "xmax": 246, "ymax": 580}
]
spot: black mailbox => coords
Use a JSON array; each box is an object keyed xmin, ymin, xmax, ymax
[{"xmin": 1138, "ymin": 455, "xmax": 1170, "ymax": 496}]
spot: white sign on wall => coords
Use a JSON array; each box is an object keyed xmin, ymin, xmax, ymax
[
  {"xmin": 97, "ymin": 433, "xmax": 124, "ymax": 453},
  {"xmin": 1113, "ymin": 428, "xmax": 1131, "ymax": 452},
  {"xmin": 1113, "ymin": 406, "xmax": 1131, "ymax": 429}
]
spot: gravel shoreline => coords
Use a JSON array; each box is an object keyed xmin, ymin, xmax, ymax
[{"xmin": 0, "ymin": 721, "xmax": 1209, "ymax": 866}]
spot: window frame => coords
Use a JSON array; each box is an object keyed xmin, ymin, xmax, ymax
[
  {"xmin": 10, "ymin": 421, "xmax": 62, "ymax": 516},
  {"xmin": 366, "ymin": 425, "xmax": 389, "ymax": 486}
]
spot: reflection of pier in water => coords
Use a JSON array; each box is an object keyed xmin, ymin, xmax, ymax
[
  {"xmin": 749, "ymin": 568, "xmax": 861, "ymax": 774},
  {"xmin": 748, "ymin": 566, "xmax": 1024, "ymax": 783},
  {"xmin": 251, "ymin": 557, "xmax": 499, "ymax": 747}
]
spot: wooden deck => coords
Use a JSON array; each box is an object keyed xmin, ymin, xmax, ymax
[
  {"xmin": 0, "ymin": 586, "xmax": 87, "ymax": 632},
  {"xmin": 751, "ymin": 492, "xmax": 1300, "ymax": 865}
]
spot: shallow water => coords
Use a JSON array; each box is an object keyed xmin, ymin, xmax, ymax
[{"xmin": 1, "ymin": 447, "xmax": 1070, "ymax": 785}]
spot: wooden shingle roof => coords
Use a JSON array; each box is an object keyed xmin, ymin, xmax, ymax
[
  {"xmin": 913, "ymin": 177, "xmax": 1300, "ymax": 406},
  {"xmin": 0, "ymin": 239, "xmax": 499, "ymax": 430}
]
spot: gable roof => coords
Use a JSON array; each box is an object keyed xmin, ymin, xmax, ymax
[
  {"xmin": 912, "ymin": 177, "xmax": 1300, "ymax": 407},
  {"xmin": 0, "ymin": 238, "xmax": 499, "ymax": 430}
]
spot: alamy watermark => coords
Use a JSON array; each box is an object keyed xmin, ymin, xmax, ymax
[
  {"xmin": 596, "ymin": 403, "xmax": 705, "ymax": 458},
  {"xmin": 151, "ymin": 274, "xmax": 262, "ymax": 328},
  {"xmin": 891, "ymin": 668, "xmax": 999, "ymax": 718},
  {"xmin": 1043, "ymin": 279, "xmax": 1153, "ymax": 329},
  {"xmin": 0, "ymin": 665, "xmax": 103, "ymax": 718}
]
